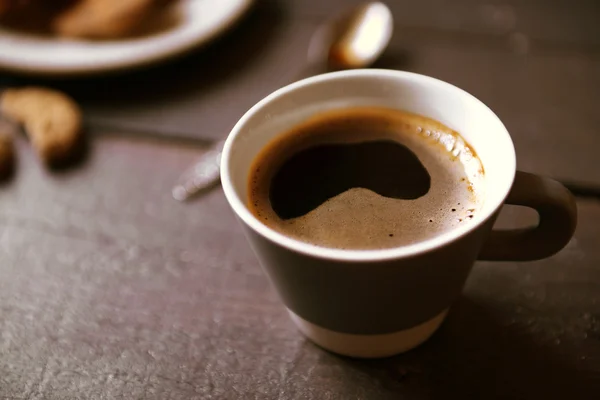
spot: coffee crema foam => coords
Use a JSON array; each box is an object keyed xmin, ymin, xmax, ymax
[{"xmin": 248, "ymin": 107, "xmax": 485, "ymax": 250}]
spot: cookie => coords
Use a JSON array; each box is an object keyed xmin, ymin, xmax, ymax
[
  {"xmin": 53, "ymin": 0, "xmax": 159, "ymax": 39},
  {"xmin": 1, "ymin": 87, "xmax": 82, "ymax": 166}
]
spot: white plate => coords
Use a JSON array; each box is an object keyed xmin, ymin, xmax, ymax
[{"xmin": 0, "ymin": 0, "xmax": 253, "ymax": 76}]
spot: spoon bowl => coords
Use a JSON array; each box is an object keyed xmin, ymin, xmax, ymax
[{"xmin": 308, "ymin": 2, "xmax": 393, "ymax": 70}]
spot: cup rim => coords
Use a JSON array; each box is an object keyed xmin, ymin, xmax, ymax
[{"xmin": 221, "ymin": 69, "xmax": 516, "ymax": 262}]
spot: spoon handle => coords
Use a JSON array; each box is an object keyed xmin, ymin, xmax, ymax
[{"xmin": 171, "ymin": 140, "xmax": 225, "ymax": 201}]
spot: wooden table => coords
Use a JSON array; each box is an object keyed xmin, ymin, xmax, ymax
[{"xmin": 1, "ymin": 1, "xmax": 599, "ymax": 398}]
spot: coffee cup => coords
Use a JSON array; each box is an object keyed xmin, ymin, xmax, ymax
[{"xmin": 220, "ymin": 69, "xmax": 577, "ymax": 358}]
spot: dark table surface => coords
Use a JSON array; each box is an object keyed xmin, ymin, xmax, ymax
[{"xmin": 1, "ymin": 0, "xmax": 599, "ymax": 399}]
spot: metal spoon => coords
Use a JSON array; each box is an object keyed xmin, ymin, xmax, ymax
[{"xmin": 172, "ymin": 2, "xmax": 394, "ymax": 201}]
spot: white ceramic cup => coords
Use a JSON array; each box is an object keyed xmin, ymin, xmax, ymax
[{"xmin": 221, "ymin": 69, "xmax": 577, "ymax": 358}]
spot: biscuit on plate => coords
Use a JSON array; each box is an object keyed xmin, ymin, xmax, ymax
[{"xmin": 53, "ymin": 0, "xmax": 161, "ymax": 39}]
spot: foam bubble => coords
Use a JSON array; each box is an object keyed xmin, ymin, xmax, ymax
[{"xmin": 440, "ymin": 133, "xmax": 456, "ymax": 152}]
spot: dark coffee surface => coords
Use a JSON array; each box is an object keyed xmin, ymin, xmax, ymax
[
  {"xmin": 269, "ymin": 140, "xmax": 431, "ymax": 220},
  {"xmin": 248, "ymin": 107, "xmax": 485, "ymax": 249}
]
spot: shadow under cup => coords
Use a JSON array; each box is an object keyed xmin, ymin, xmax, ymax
[{"xmin": 221, "ymin": 69, "xmax": 516, "ymax": 358}]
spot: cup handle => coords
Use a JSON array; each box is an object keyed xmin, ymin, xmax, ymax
[{"xmin": 478, "ymin": 171, "xmax": 577, "ymax": 261}]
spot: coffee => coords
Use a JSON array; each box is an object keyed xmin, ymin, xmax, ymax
[{"xmin": 248, "ymin": 107, "xmax": 485, "ymax": 250}]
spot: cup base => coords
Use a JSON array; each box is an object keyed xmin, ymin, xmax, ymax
[{"xmin": 288, "ymin": 308, "xmax": 448, "ymax": 358}]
